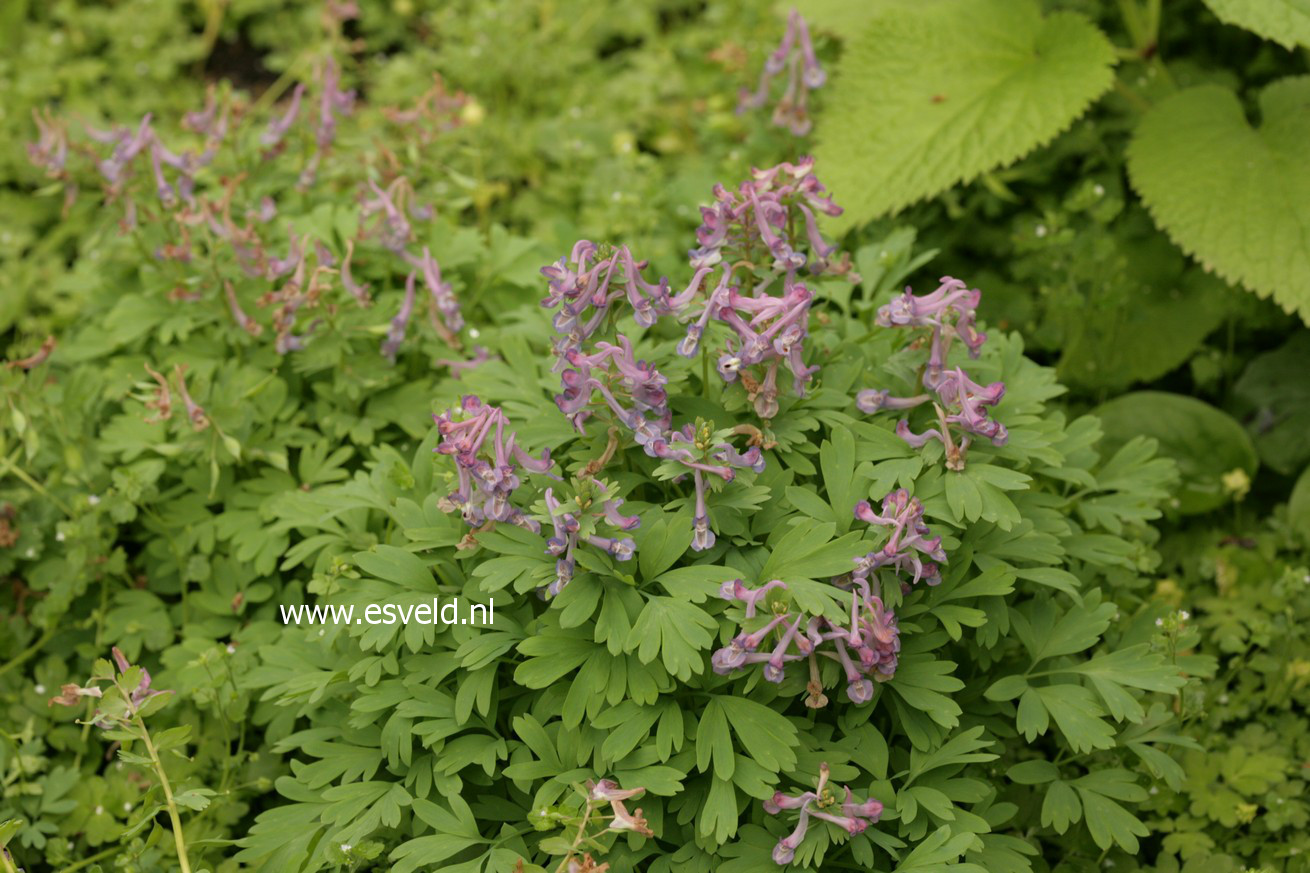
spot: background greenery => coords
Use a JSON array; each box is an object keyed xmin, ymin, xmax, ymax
[{"xmin": 1, "ymin": 0, "xmax": 1307, "ymax": 871}]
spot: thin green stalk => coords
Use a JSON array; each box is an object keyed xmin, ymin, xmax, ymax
[
  {"xmin": 55, "ymin": 846, "xmax": 121, "ymax": 873},
  {"xmin": 553, "ymin": 798, "xmax": 597, "ymax": 873},
  {"xmin": 0, "ymin": 625, "xmax": 56, "ymax": 680},
  {"xmin": 0, "ymin": 451, "xmax": 73, "ymax": 516},
  {"xmin": 1, "ymin": 849, "xmax": 18, "ymax": 873},
  {"xmin": 134, "ymin": 714, "xmax": 193, "ymax": 873}
]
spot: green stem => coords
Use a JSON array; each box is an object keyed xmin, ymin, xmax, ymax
[
  {"xmin": 0, "ymin": 450, "xmax": 74, "ymax": 516},
  {"xmin": 55, "ymin": 846, "xmax": 121, "ymax": 873},
  {"xmin": 135, "ymin": 715, "xmax": 194, "ymax": 873},
  {"xmin": 554, "ymin": 798, "xmax": 596, "ymax": 873},
  {"xmin": 1, "ymin": 849, "xmax": 18, "ymax": 873},
  {"xmin": 0, "ymin": 625, "xmax": 56, "ymax": 679}
]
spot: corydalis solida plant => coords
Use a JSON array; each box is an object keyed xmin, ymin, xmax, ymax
[
  {"xmin": 857, "ymin": 277, "xmax": 1007, "ymax": 469},
  {"xmin": 738, "ymin": 9, "xmax": 826, "ymax": 135},
  {"xmin": 26, "ymin": 57, "xmax": 471, "ymax": 365}
]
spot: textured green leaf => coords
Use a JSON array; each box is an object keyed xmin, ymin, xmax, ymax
[
  {"xmin": 1128, "ymin": 77, "xmax": 1310, "ymax": 322},
  {"xmin": 1201, "ymin": 0, "xmax": 1310, "ymax": 49},
  {"xmin": 1232, "ymin": 333, "xmax": 1310, "ymax": 475},
  {"xmin": 1291, "ymin": 463, "xmax": 1310, "ymax": 541},
  {"xmin": 1094, "ymin": 392, "xmax": 1258, "ymax": 514},
  {"xmin": 816, "ymin": 0, "xmax": 1116, "ymax": 228}
]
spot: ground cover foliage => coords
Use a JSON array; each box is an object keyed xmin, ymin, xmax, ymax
[{"xmin": 1, "ymin": 1, "xmax": 1308, "ymax": 872}]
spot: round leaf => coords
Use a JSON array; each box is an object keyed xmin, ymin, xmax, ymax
[
  {"xmin": 1127, "ymin": 77, "xmax": 1310, "ymax": 323},
  {"xmin": 1093, "ymin": 392, "xmax": 1258, "ymax": 515}
]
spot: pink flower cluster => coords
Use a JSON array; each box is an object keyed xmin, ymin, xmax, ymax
[
  {"xmin": 675, "ymin": 160, "xmax": 849, "ymax": 418},
  {"xmin": 686, "ymin": 158, "xmax": 841, "ymax": 273},
  {"xmin": 711, "ymin": 574, "xmax": 900, "ymax": 705},
  {"xmin": 738, "ymin": 9, "xmax": 826, "ymax": 136},
  {"xmin": 556, "ymin": 335, "xmax": 672, "ymax": 443},
  {"xmin": 857, "ymin": 277, "xmax": 1006, "ymax": 469},
  {"xmin": 765, "ymin": 764, "xmax": 883, "ymax": 865},
  {"xmin": 853, "ymin": 489, "xmax": 947, "ymax": 586},
  {"xmin": 433, "ymin": 396, "xmax": 554, "ymax": 531},
  {"xmin": 27, "ymin": 61, "xmax": 475, "ymax": 365},
  {"xmin": 541, "ymin": 241, "xmax": 698, "ymax": 362},
  {"xmin": 541, "ymin": 482, "xmax": 640, "ymax": 596},
  {"xmin": 646, "ymin": 421, "xmax": 764, "ymax": 551}
]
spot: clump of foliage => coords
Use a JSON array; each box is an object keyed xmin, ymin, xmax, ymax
[{"xmin": 1, "ymin": 2, "xmax": 1307, "ymax": 873}]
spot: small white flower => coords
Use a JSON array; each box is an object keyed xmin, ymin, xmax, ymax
[
  {"xmin": 1034, "ymin": 224, "xmax": 1048, "ymax": 238},
  {"xmin": 24, "ymin": 547, "xmax": 35, "ymax": 558},
  {"xmin": 468, "ymin": 328, "xmax": 480, "ymax": 339},
  {"xmin": 55, "ymin": 531, "xmax": 65, "ymax": 542},
  {"xmin": 1218, "ymin": 694, "xmax": 1229, "ymax": 704},
  {"xmin": 226, "ymin": 643, "xmax": 237, "ymax": 655},
  {"xmin": 88, "ymin": 494, "xmax": 101, "ymax": 505},
  {"xmin": 1179, "ymin": 610, "xmax": 1190, "ymax": 621},
  {"xmin": 1093, "ymin": 183, "xmax": 1105, "ymax": 197},
  {"xmin": 1155, "ymin": 618, "xmax": 1164, "ymax": 627},
  {"xmin": 95, "ymin": 805, "xmax": 104, "ymax": 816},
  {"xmin": 341, "ymin": 844, "xmax": 352, "ymax": 853},
  {"xmin": 318, "ymin": 629, "xmax": 326, "ymax": 636},
  {"xmin": 34, "ymin": 683, "xmax": 46, "ymax": 694},
  {"xmin": 123, "ymin": 802, "xmax": 132, "ymax": 812},
  {"xmin": 611, "ymin": 191, "xmax": 622, "ymax": 202},
  {"xmin": 1149, "ymin": 786, "xmax": 1158, "ymax": 795}
]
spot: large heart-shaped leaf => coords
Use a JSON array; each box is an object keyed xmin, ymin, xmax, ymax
[
  {"xmin": 1127, "ymin": 77, "xmax": 1310, "ymax": 323},
  {"xmin": 1232, "ymin": 333, "xmax": 1310, "ymax": 475},
  {"xmin": 1093, "ymin": 392, "xmax": 1258, "ymax": 515},
  {"xmin": 815, "ymin": 0, "xmax": 1116, "ymax": 229},
  {"xmin": 1201, "ymin": 0, "xmax": 1310, "ymax": 49}
]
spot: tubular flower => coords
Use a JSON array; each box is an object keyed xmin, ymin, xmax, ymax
[
  {"xmin": 853, "ymin": 489, "xmax": 947, "ymax": 586},
  {"xmin": 738, "ymin": 9, "xmax": 826, "ymax": 136},
  {"xmin": 765, "ymin": 765, "xmax": 882, "ymax": 865},
  {"xmin": 860, "ymin": 276, "xmax": 1004, "ymax": 469},
  {"xmin": 673, "ymin": 161, "xmax": 851, "ymax": 418},
  {"xmin": 647, "ymin": 419, "xmax": 765, "ymax": 551},
  {"xmin": 540, "ymin": 241, "xmax": 687, "ymax": 366},
  {"xmin": 556, "ymin": 333, "xmax": 672, "ymax": 442},
  {"xmin": 536, "ymin": 479, "xmax": 639, "ymax": 597},
  {"xmin": 434, "ymin": 396, "xmax": 554, "ymax": 534},
  {"xmin": 381, "ymin": 271, "xmax": 418, "ymax": 362},
  {"xmin": 407, "ymin": 246, "xmax": 464, "ymax": 335},
  {"xmin": 712, "ymin": 566, "xmax": 901, "ymax": 695}
]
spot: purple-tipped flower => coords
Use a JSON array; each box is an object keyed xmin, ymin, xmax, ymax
[
  {"xmin": 861, "ymin": 276, "xmax": 1002, "ymax": 468},
  {"xmin": 262, "ymin": 84, "xmax": 306, "ymax": 151},
  {"xmin": 765, "ymin": 765, "xmax": 882, "ymax": 865},
  {"xmin": 537, "ymin": 478, "xmax": 640, "ymax": 597},
  {"xmin": 739, "ymin": 10, "xmax": 825, "ymax": 136},
  {"xmin": 382, "ymin": 271, "xmax": 418, "ymax": 362},
  {"xmin": 853, "ymin": 489, "xmax": 946, "ymax": 586},
  {"xmin": 434, "ymin": 396, "xmax": 552, "ymax": 535},
  {"xmin": 412, "ymin": 246, "xmax": 463, "ymax": 334},
  {"xmin": 718, "ymin": 578, "xmax": 787, "ymax": 618}
]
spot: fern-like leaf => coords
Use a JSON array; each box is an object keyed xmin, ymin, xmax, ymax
[
  {"xmin": 1127, "ymin": 77, "xmax": 1310, "ymax": 323},
  {"xmin": 814, "ymin": 0, "xmax": 1116, "ymax": 230}
]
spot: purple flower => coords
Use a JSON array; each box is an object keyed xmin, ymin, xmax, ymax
[
  {"xmin": 738, "ymin": 10, "xmax": 826, "ymax": 136},
  {"xmin": 853, "ymin": 489, "xmax": 946, "ymax": 586},
  {"xmin": 538, "ymin": 480, "xmax": 641, "ymax": 597},
  {"xmin": 262, "ymin": 84, "xmax": 306, "ymax": 151},
  {"xmin": 381, "ymin": 270, "xmax": 418, "ymax": 361},
  {"xmin": 764, "ymin": 765, "xmax": 883, "ymax": 865},
  {"xmin": 718, "ymin": 578, "xmax": 788, "ymax": 618},
  {"xmin": 434, "ymin": 396, "xmax": 553, "ymax": 535},
  {"xmin": 861, "ymin": 276, "xmax": 1003, "ymax": 468},
  {"xmin": 410, "ymin": 246, "xmax": 463, "ymax": 334}
]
